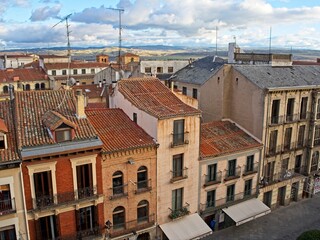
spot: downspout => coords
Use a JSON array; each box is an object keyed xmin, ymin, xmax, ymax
[
  {"xmin": 262, "ymin": 89, "xmax": 271, "ymax": 183},
  {"xmin": 20, "ymin": 164, "xmax": 30, "ymax": 240}
]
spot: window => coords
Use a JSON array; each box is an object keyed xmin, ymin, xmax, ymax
[
  {"xmin": 294, "ymin": 155, "xmax": 302, "ymax": 173},
  {"xmin": 82, "ymin": 82, "xmax": 86, "ymax": 85},
  {"xmin": 173, "ymin": 119, "xmax": 185, "ymax": 146},
  {"xmin": 297, "ymin": 125, "xmax": 305, "ymax": 147},
  {"xmin": 172, "ymin": 154, "xmax": 183, "ymax": 179},
  {"xmin": 206, "ymin": 190, "xmax": 215, "ymax": 208},
  {"xmin": 2, "ymin": 86, "xmax": 8, "ymax": 94},
  {"xmin": 0, "ymin": 225, "xmax": 16, "ymax": 240},
  {"xmin": 244, "ymin": 179, "xmax": 252, "ymax": 196},
  {"xmin": 51, "ymin": 70, "xmax": 56, "ymax": 76},
  {"xmin": 0, "ymin": 135, "xmax": 5, "ymax": 149},
  {"xmin": 76, "ymin": 164, "xmax": 93, "ymax": 199},
  {"xmin": 286, "ymin": 98, "xmax": 295, "ymax": 122},
  {"xmin": 25, "ymin": 84, "xmax": 30, "ymax": 91},
  {"xmin": 207, "ymin": 164, "xmax": 217, "ymax": 182},
  {"xmin": 284, "ymin": 127, "xmax": 292, "ymax": 151},
  {"xmin": 269, "ymin": 130, "xmax": 278, "ymax": 155},
  {"xmin": 62, "ymin": 69, "xmax": 67, "ymax": 75},
  {"xmin": 38, "ymin": 216, "xmax": 58, "ymax": 239},
  {"xmin": 133, "ymin": 113, "xmax": 137, "ymax": 123},
  {"xmin": 157, "ymin": 67, "xmax": 163, "ymax": 73},
  {"xmin": 271, "ymin": 99, "xmax": 280, "ymax": 124},
  {"xmin": 192, "ymin": 88, "xmax": 198, "ymax": 99},
  {"xmin": 112, "ymin": 171, "xmax": 124, "ymax": 195},
  {"xmin": 227, "ymin": 159, "xmax": 236, "ymax": 177},
  {"xmin": 35, "ymin": 83, "xmax": 40, "ymax": 90},
  {"xmin": 281, "ymin": 158, "xmax": 289, "ymax": 176},
  {"xmin": 246, "ymin": 155, "xmax": 254, "ymax": 172},
  {"xmin": 113, "ymin": 206, "xmax": 125, "ymax": 229},
  {"xmin": 34, "ymin": 171, "xmax": 53, "ymax": 208},
  {"xmin": 168, "ymin": 67, "xmax": 174, "ymax": 73},
  {"xmin": 264, "ymin": 161, "xmax": 275, "ymax": 183},
  {"xmin": 91, "ymin": 69, "xmax": 95, "ymax": 74},
  {"xmin": 172, "ymin": 188, "xmax": 183, "ymax": 210},
  {"xmin": 317, "ymin": 99, "xmax": 320, "ymax": 119},
  {"xmin": 300, "ymin": 97, "xmax": 308, "ymax": 119},
  {"xmin": 311, "ymin": 151, "xmax": 319, "ymax": 172},
  {"xmin": 73, "ymin": 69, "xmax": 78, "ymax": 75},
  {"xmin": 82, "ymin": 69, "xmax": 86, "ymax": 74},
  {"xmin": 40, "ymin": 83, "xmax": 46, "ymax": 90},
  {"xmin": 137, "ymin": 200, "xmax": 149, "ymax": 223},
  {"xmin": 182, "ymin": 87, "xmax": 187, "ymax": 95},
  {"xmin": 145, "ymin": 67, "xmax": 151, "ymax": 73},
  {"xmin": 55, "ymin": 127, "xmax": 71, "ymax": 142},
  {"xmin": 78, "ymin": 206, "xmax": 95, "ymax": 232},
  {"xmin": 226, "ymin": 184, "xmax": 235, "ymax": 202},
  {"xmin": 0, "ymin": 184, "xmax": 13, "ymax": 214},
  {"xmin": 137, "ymin": 166, "xmax": 148, "ymax": 189},
  {"xmin": 315, "ymin": 125, "xmax": 320, "ymax": 146}
]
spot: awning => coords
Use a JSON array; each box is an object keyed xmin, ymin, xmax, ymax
[
  {"xmin": 222, "ymin": 198, "xmax": 271, "ymax": 226},
  {"xmin": 160, "ymin": 213, "xmax": 212, "ymax": 240}
]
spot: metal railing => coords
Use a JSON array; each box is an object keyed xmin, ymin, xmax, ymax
[
  {"xmin": 0, "ymin": 198, "xmax": 16, "ymax": 215},
  {"xmin": 135, "ymin": 179, "xmax": 152, "ymax": 194},
  {"xmin": 34, "ymin": 194, "xmax": 55, "ymax": 208},
  {"xmin": 314, "ymin": 139, "xmax": 320, "ymax": 146},
  {"xmin": 268, "ymin": 112, "xmax": 310, "ymax": 125},
  {"xmin": 266, "ymin": 145, "xmax": 282, "ymax": 157},
  {"xmin": 54, "ymin": 226, "xmax": 102, "ymax": 240},
  {"xmin": 170, "ymin": 167, "xmax": 188, "ymax": 183},
  {"xmin": 109, "ymin": 184, "xmax": 128, "ymax": 200},
  {"xmin": 204, "ymin": 171, "xmax": 222, "ymax": 186},
  {"xmin": 243, "ymin": 163, "xmax": 259, "ymax": 175},
  {"xmin": 171, "ymin": 132, "xmax": 189, "ymax": 147},
  {"xmin": 285, "ymin": 114, "xmax": 299, "ymax": 123},
  {"xmin": 262, "ymin": 168, "xmax": 306, "ymax": 186},
  {"xmin": 224, "ymin": 166, "xmax": 241, "ymax": 181},
  {"xmin": 109, "ymin": 214, "xmax": 155, "ymax": 238},
  {"xmin": 169, "ymin": 203, "xmax": 190, "ymax": 219},
  {"xmin": 269, "ymin": 115, "xmax": 284, "ymax": 125},
  {"xmin": 77, "ymin": 186, "xmax": 96, "ymax": 199}
]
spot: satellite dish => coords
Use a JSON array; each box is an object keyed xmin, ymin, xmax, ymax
[{"xmin": 68, "ymin": 77, "xmax": 76, "ymax": 86}]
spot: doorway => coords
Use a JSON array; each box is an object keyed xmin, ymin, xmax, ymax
[{"xmin": 277, "ymin": 186, "xmax": 286, "ymax": 206}]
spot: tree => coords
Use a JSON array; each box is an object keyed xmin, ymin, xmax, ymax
[{"xmin": 297, "ymin": 230, "xmax": 320, "ymax": 240}]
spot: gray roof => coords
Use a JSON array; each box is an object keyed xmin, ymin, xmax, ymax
[
  {"xmin": 171, "ymin": 56, "xmax": 225, "ymax": 85},
  {"xmin": 234, "ymin": 65, "xmax": 320, "ymax": 89}
]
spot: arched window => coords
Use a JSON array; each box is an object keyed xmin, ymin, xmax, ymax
[
  {"xmin": 311, "ymin": 151, "xmax": 319, "ymax": 172},
  {"xmin": 41, "ymin": 83, "xmax": 46, "ymax": 90},
  {"xmin": 113, "ymin": 206, "xmax": 125, "ymax": 229},
  {"xmin": 137, "ymin": 200, "xmax": 149, "ymax": 223},
  {"xmin": 137, "ymin": 166, "xmax": 148, "ymax": 190},
  {"xmin": 3, "ymin": 86, "xmax": 8, "ymax": 94},
  {"xmin": 112, "ymin": 171, "xmax": 123, "ymax": 195},
  {"xmin": 25, "ymin": 84, "xmax": 30, "ymax": 91},
  {"xmin": 35, "ymin": 83, "xmax": 40, "ymax": 90}
]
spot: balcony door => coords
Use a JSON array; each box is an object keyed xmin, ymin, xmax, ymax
[
  {"xmin": 173, "ymin": 120, "xmax": 184, "ymax": 145},
  {"xmin": 34, "ymin": 171, "xmax": 53, "ymax": 207},
  {"xmin": 76, "ymin": 164, "xmax": 93, "ymax": 199}
]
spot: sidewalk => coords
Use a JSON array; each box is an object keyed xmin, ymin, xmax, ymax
[{"xmin": 203, "ymin": 196, "xmax": 320, "ymax": 240}]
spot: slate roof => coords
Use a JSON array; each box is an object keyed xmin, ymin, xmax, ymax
[
  {"xmin": 0, "ymin": 101, "xmax": 19, "ymax": 163},
  {"xmin": 0, "ymin": 68, "xmax": 48, "ymax": 83},
  {"xmin": 200, "ymin": 121, "xmax": 262, "ymax": 159},
  {"xmin": 86, "ymin": 108, "xmax": 156, "ymax": 153},
  {"xmin": 171, "ymin": 56, "xmax": 225, "ymax": 85},
  {"xmin": 14, "ymin": 90, "xmax": 99, "ymax": 149},
  {"xmin": 233, "ymin": 65, "xmax": 320, "ymax": 89},
  {"xmin": 45, "ymin": 62, "xmax": 109, "ymax": 70},
  {"xmin": 118, "ymin": 77, "xmax": 201, "ymax": 119}
]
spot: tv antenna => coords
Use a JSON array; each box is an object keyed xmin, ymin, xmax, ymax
[
  {"xmin": 106, "ymin": 8, "xmax": 124, "ymax": 70},
  {"xmin": 52, "ymin": 13, "xmax": 72, "ymax": 58}
]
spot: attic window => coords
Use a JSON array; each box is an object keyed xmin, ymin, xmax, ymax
[
  {"xmin": 55, "ymin": 127, "xmax": 72, "ymax": 142},
  {"xmin": 0, "ymin": 135, "xmax": 6, "ymax": 149}
]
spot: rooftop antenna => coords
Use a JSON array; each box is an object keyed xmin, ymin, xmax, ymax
[
  {"xmin": 215, "ymin": 26, "xmax": 218, "ymax": 56},
  {"xmin": 106, "ymin": 8, "xmax": 124, "ymax": 72},
  {"xmin": 269, "ymin": 26, "xmax": 272, "ymax": 54}
]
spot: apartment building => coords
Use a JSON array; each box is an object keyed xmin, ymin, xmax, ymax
[
  {"xmin": 0, "ymin": 100, "xmax": 28, "ymax": 240},
  {"xmin": 118, "ymin": 53, "xmax": 140, "ymax": 65},
  {"xmin": 199, "ymin": 120, "xmax": 268, "ymax": 230},
  {"xmin": 15, "ymin": 89, "xmax": 104, "ymax": 239},
  {"xmin": 86, "ymin": 108, "xmax": 157, "ymax": 240},
  {"xmin": 0, "ymin": 54, "xmax": 35, "ymax": 69},
  {"xmin": 109, "ymin": 77, "xmax": 212, "ymax": 240}
]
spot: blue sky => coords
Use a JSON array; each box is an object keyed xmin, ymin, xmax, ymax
[{"xmin": 1, "ymin": 0, "xmax": 320, "ymax": 50}]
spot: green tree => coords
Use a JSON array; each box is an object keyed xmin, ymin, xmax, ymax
[{"xmin": 297, "ymin": 230, "xmax": 320, "ymax": 240}]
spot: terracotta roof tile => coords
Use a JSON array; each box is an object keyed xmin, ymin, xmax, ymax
[
  {"xmin": 44, "ymin": 62, "xmax": 109, "ymax": 70},
  {"xmin": 42, "ymin": 110, "xmax": 77, "ymax": 131},
  {"xmin": 0, "ymin": 68, "xmax": 48, "ymax": 83},
  {"xmin": 86, "ymin": 108, "xmax": 156, "ymax": 153},
  {"xmin": 72, "ymin": 84, "xmax": 104, "ymax": 99},
  {"xmin": 15, "ymin": 90, "xmax": 98, "ymax": 148},
  {"xmin": 86, "ymin": 103, "xmax": 108, "ymax": 109},
  {"xmin": 0, "ymin": 101, "xmax": 19, "ymax": 163},
  {"xmin": 0, "ymin": 118, "xmax": 8, "ymax": 133},
  {"xmin": 118, "ymin": 77, "xmax": 201, "ymax": 119},
  {"xmin": 200, "ymin": 121, "xmax": 262, "ymax": 158}
]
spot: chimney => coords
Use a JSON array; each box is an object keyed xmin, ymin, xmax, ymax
[
  {"xmin": 75, "ymin": 89, "xmax": 86, "ymax": 119},
  {"xmin": 9, "ymin": 84, "xmax": 14, "ymax": 100},
  {"xmin": 99, "ymin": 81, "xmax": 102, "ymax": 88}
]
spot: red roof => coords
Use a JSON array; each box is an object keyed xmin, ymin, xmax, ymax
[
  {"xmin": 39, "ymin": 55, "xmax": 69, "ymax": 59},
  {"xmin": 45, "ymin": 62, "xmax": 109, "ymax": 70},
  {"xmin": 72, "ymin": 84, "xmax": 104, "ymax": 99},
  {"xmin": 86, "ymin": 102, "xmax": 108, "ymax": 109},
  {"xmin": 0, "ymin": 118, "xmax": 8, "ymax": 133},
  {"xmin": 292, "ymin": 60, "xmax": 320, "ymax": 65},
  {"xmin": 86, "ymin": 108, "xmax": 156, "ymax": 153},
  {"xmin": 42, "ymin": 110, "xmax": 77, "ymax": 131},
  {"xmin": 0, "ymin": 54, "xmax": 33, "ymax": 59},
  {"xmin": 118, "ymin": 77, "xmax": 201, "ymax": 119},
  {"xmin": 14, "ymin": 90, "xmax": 98, "ymax": 148},
  {"xmin": 0, "ymin": 68, "xmax": 48, "ymax": 83},
  {"xmin": 200, "ymin": 121, "xmax": 262, "ymax": 158}
]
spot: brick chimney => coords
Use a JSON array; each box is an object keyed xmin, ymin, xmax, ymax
[{"xmin": 75, "ymin": 89, "xmax": 86, "ymax": 119}]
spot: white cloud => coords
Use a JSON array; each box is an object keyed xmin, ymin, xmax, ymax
[{"xmin": 30, "ymin": 5, "xmax": 61, "ymax": 21}]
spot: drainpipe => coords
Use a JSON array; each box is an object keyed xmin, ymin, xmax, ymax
[{"xmin": 20, "ymin": 163, "xmax": 30, "ymax": 240}]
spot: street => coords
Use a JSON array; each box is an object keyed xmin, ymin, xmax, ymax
[{"xmin": 204, "ymin": 195, "xmax": 320, "ymax": 240}]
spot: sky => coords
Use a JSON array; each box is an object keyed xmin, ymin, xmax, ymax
[{"xmin": 1, "ymin": 0, "xmax": 320, "ymax": 50}]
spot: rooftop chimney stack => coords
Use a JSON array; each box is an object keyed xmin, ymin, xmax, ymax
[
  {"xmin": 9, "ymin": 84, "xmax": 14, "ymax": 100},
  {"xmin": 75, "ymin": 89, "xmax": 86, "ymax": 119}
]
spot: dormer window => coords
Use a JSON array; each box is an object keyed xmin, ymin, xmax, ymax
[
  {"xmin": 0, "ymin": 118, "xmax": 8, "ymax": 149},
  {"xmin": 55, "ymin": 126, "xmax": 72, "ymax": 142},
  {"xmin": 0, "ymin": 134, "xmax": 6, "ymax": 149}
]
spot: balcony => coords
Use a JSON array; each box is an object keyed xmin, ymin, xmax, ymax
[
  {"xmin": 314, "ymin": 139, "xmax": 320, "ymax": 147},
  {"xmin": 266, "ymin": 145, "xmax": 282, "ymax": 157},
  {"xmin": 109, "ymin": 214, "xmax": 155, "ymax": 238},
  {"xmin": 243, "ymin": 163, "xmax": 259, "ymax": 176},
  {"xmin": 109, "ymin": 184, "xmax": 128, "ymax": 200},
  {"xmin": 34, "ymin": 194, "xmax": 55, "ymax": 209},
  {"xmin": 135, "ymin": 179, "xmax": 152, "ymax": 194},
  {"xmin": 262, "ymin": 168, "xmax": 306, "ymax": 187},
  {"xmin": 171, "ymin": 132, "xmax": 189, "ymax": 148},
  {"xmin": 224, "ymin": 166, "xmax": 241, "ymax": 181},
  {"xmin": 293, "ymin": 141, "xmax": 305, "ymax": 150},
  {"xmin": 169, "ymin": 203, "xmax": 190, "ymax": 219},
  {"xmin": 76, "ymin": 226, "xmax": 101, "ymax": 239},
  {"xmin": 77, "ymin": 186, "xmax": 96, "ymax": 200},
  {"xmin": 269, "ymin": 115, "xmax": 284, "ymax": 126},
  {"xmin": 299, "ymin": 112, "xmax": 310, "ymax": 121},
  {"xmin": 0, "ymin": 198, "xmax": 16, "ymax": 215},
  {"xmin": 204, "ymin": 171, "xmax": 222, "ymax": 187},
  {"xmin": 285, "ymin": 114, "xmax": 299, "ymax": 123},
  {"xmin": 170, "ymin": 167, "xmax": 188, "ymax": 183}
]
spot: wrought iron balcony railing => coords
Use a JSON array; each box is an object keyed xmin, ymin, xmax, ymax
[
  {"xmin": 224, "ymin": 166, "xmax": 241, "ymax": 181},
  {"xmin": 109, "ymin": 184, "xmax": 128, "ymax": 200},
  {"xmin": 0, "ymin": 198, "xmax": 16, "ymax": 215},
  {"xmin": 77, "ymin": 186, "xmax": 96, "ymax": 199},
  {"xmin": 171, "ymin": 132, "xmax": 189, "ymax": 147},
  {"xmin": 34, "ymin": 194, "xmax": 55, "ymax": 209},
  {"xmin": 170, "ymin": 167, "xmax": 188, "ymax": 183},
  {"xmin": 243, "ymin": 163, "xmax": 259, "ymax": 176},
  {"xmin": 261, "ymin": 168, "xmax": 306, "ymax": 187},
  {"xmin": 135, "ymin": 179, "xmax": 152, "ymax": 194},
  {"xmin": 169, "ymin": 203, "xmax": 190, "ymax": 219},
  {"xmin": 266, "ymin": 145, "xmax": 282, "ymax": 157},
  {"xmin": 204, "ymin": 171, "xmax": 222, "ymax": 187}
]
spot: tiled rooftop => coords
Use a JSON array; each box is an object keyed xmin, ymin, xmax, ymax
[
  {"xmin": 200, "ymin": 121, "xmax": 262, "ymax": 158},
  {"xmin": 118, "ymin": 77, "xmax": 201, "ymax": 119},
  {"xmin": 14, "ymin": 90, "xmax": 98, "ymax": 149},
  {"xmin": 0, "ymin": 101, "xmax": 19, "ymax": 163},
  {"xmin": 42, "ymin": 110, "xmax": 77, "ymax": 131},
  {"xmin": 0, "ymin": 68, "xmax": 48, "ymax": 83},
  {"xmin": 86, "ymin": 102, "xmax": 108, "ymax": 109},
  {"xmin": 72, "ymin": 84, "xmax": 104, "ymax": 99},
  {"xmin": 86, "ymin": 108, "xmax": 156, "ymax": 153},
  {"xmin": 45, "ymin": 62, "xmax": 109, "ymax": 70}
]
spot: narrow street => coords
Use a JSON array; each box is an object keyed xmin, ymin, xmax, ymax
[{"xmin": 204, "ymin": 195, "xmax": 320, "ymax": 240}]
